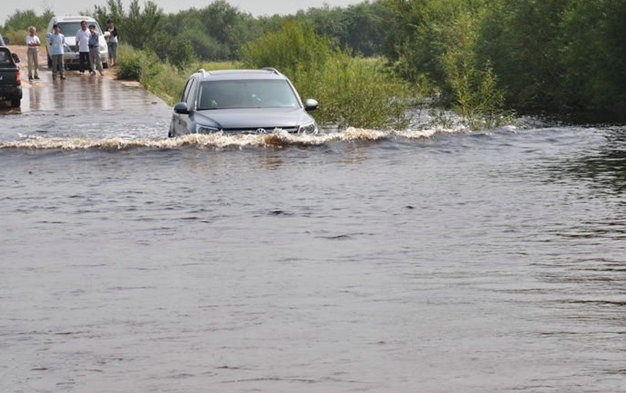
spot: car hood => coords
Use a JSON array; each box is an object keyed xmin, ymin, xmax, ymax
[{"xmin": 193, "ymin": 108, "xmax": 313, "ymax": 130}]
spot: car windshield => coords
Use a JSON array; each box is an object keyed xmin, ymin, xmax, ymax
[
  {"xmin": 58, "ymin": 22, "xmax": 101, "ymax": 35},
  {"xmin": 197, "ymin": 80, "xmax": 300, "ymax": 110}
]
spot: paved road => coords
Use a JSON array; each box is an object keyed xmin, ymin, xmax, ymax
[{"xmin": 0, "ymin": 46, "xmax": 171, "ymax": 140}]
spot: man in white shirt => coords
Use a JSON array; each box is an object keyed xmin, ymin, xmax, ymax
[
  {"xmin": 26, "ymin": 26, "xmax": 40, "ymax": 81},
  {"xmin": 75, "ymin": 20, "xmax": 91, "ymax": 74}
]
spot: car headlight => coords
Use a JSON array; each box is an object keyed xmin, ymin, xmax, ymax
[
  {"xmin": 195, "ymin": 124, "xmax": 220, "ymax": 134},
  {"xmin": 298, "ymin": 121, "xmax": 318, "ymax": 134}
]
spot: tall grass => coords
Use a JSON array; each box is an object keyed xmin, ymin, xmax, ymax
[
  {"xmin": 2, "ymin": 9, "xmax": 53, "ymax": 45},
  {"xmin": 117, "ymin": 44, "xmax": 241, "ymax": 105}
]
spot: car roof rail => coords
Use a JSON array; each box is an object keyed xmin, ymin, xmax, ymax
[
  {"xmin": 262, "ymin": 67, "xmax": 281, "ymax": 75},
  {"xmin": 196, "ymin": 68, "xmax": 207, "ymax": 76}
]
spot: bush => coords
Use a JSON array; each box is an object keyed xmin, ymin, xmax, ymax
[
  {"xmin": 116, "ymin": 44, "xmax": 144, "ymax": 80},
  {"xmin": 2, "ymin": 9, "xmax": 53, "ymax": 34},
  {"xmin": 3, "ymin": 30, "xmax": 28, "ymax": 46},
  {"xmin": 241, "ymin": 21, "xmax": 412, "ymax": 128},
  {"xmin": 117, "ymin": 44, "xmax": 242, "ymax": 105}
]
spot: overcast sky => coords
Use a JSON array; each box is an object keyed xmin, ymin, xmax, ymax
[{"xmin": 1, "ymin": 0, "xmax": 365, "ymax": 25}]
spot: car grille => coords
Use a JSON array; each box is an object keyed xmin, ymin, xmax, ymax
[{"xmin": 222, "ymin": 127, "xmax": 299, "ymax": 134}]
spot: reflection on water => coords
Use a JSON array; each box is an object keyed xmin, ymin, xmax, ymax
[{"xmin": 565, "ymin": 128, "xmax": 626, "ymax": 195}]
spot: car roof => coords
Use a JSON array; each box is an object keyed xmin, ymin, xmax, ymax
[
  {"xmin": 196, "ymin": 68, "xmax": 288, "ymax": 82},
  {"xmin": 53, "ymin": 16, "xmax": 97, "ymax": 22}
]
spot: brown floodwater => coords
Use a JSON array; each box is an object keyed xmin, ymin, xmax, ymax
[{"xmin": 1, "ymin": 68, "xmax": 625, "ymax": 393}]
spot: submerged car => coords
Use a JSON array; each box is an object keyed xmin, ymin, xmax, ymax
[
  {"xmin": 45, "ymin": 16, "xmax": 109, "ymax": 69},
  {"xmin": 169, "ymin": 68, "xmax": 319, "ymax": 137},
  {"xmin": 0, "ymin": 46, "xmax": 22, "ymax": 107}
]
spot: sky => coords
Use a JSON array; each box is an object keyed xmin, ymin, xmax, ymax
[{"xmin": 1, "ymin": 0, "xmax": 365, "ymax": 25}]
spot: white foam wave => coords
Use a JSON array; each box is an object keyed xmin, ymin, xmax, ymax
[{"xmin": 0, "ymin": 127, "xmax": 466, "ymax": 150}]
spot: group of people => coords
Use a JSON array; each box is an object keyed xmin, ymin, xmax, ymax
[{"xmin": 25, "ymin": 20, "xmax": 119, "ymax": 81}]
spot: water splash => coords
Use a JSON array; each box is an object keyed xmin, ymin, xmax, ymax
[{"xmin": 0, "ymin": 126, "xmax": 467, "ymax": 150}]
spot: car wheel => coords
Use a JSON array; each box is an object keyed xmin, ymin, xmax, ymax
[{"xmin": 10, "ymin": 97, "xmax": 21, "ymax": 108}]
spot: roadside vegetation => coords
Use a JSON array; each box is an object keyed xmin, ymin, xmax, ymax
[
  {"xmin": 1, "ymin": 9, "xmax": 53, "ymax": 46},
  {"xmin": 3, "ymin": 0, "xmax": 625, "ymax": 126},
  {"xmin": 116, "ymin": 44, "xmax": 240, "ymax": 104}
]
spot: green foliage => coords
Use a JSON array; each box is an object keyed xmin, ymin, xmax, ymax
[
  {"xmin": 559, "ymin": 0, "xmax": 626, "ymax": 118},
  {"xmin": 117, "ymin": 44, "xmax": 241, "ymax": 105},
  {"xmin": 240, "ymin": 21, "xmax": 332, "ymax": 77},
  {"xmin": 308, "ymin": 56, "xmax": 411, "ymax": 128},
  {"xmin": 3, "ymin": 30, "xmax": 28, "ymax": 46},
  {"xmin": 474, "ymin": 0, "xmax": 569, "ymax": 112},
  {"xmin": 241, "ymin": 21, "xmax": 411, "ymax": 128},
  {"xmin": 381, "ymin": 0, "xmax": 508, "ymax": 128},
  {"xmin": 116, "ymin": 44, "xmax": 144, "ymax": 80},
  {"xmin": 382, "ymin": 0, "xmax": 626, "ymax": 122},
  {"xmin": 2, "ymin": 8, "xmax": 54, "ymax": 45},
  {"xmin": 293, "ymin": 2, "xmax": 391, "ymax": 56},
  {"xmin": 2, "ymin": 9, "xmax": 54, "ymax": 32}
]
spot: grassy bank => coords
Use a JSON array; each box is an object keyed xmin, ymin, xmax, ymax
[{"xmin": 117, "ymin": 44, "xmax": 241, "ymax": 105}]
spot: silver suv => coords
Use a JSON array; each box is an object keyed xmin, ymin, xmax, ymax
[{"xmin": 169, "ymin": 68, "xmax": 319, "ymax": 137}]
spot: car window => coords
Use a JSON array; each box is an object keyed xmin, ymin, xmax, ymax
[
  {"xmin": 0, "ymin": 49, "xmax": 14, "ymax": 68},
  {"xmin": 197, "ymin": 80, "xmax": 300, "ymax": 110},
  {"xmin": 180, "ymin": 79, "xmax": 193, "ymax": 102},
  {"xmin": 58, "ymin": 21, "xmax": 101, "ymax": 35},
  {"xmin": 186, "ymin": 79, "xmax": 198, "ymax": 108}
]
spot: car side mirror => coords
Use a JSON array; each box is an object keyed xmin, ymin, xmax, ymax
[
  {"xmin": 4, "ymin": 37, "xmax": 10, "ymax": 45},
  {"xmin": 304, "ymin": 98, "xmax": 319, "ymax": 112},
  {"xmin": 174, "ymin": 102, "xmax": 189, "ymax": 114},
  {"xmin": 11, "ymin": 53, "xmax": 20, "ymax": 64}
]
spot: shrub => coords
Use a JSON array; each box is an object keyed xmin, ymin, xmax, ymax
[
  {"xmin": 116, "ymin": 44, "xmax": 144, "ymax": 80},
  {"xmin": 117, "ymin": 44, "xmax": 242, "ymax": 105},
  {"xmin": 241, "ymin": 21, "xmax": 411, "ymax": 128},
  {"xmin": 3, "ymin": 30, "xmax": 28, "ymax": 46}
]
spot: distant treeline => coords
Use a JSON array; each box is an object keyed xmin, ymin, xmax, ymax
[{"xmin": 3, "ymin": 0, "xmax": 625, "ymax": 121}]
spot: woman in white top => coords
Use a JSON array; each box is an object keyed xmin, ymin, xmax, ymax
[{"xmin": 26, "ymin": 26, "xmax": 40, "ymax": 81}]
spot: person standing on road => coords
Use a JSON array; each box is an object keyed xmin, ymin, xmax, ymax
[
  {"xmin": 47, "ymin": 24, "xmax": 66, "ymax": 80},
  {"xmin": 105, "ymin": 19, "xmax": 118, "ymax": 67},
  {"xmin": 88, "ymin": 24, "xmax": 103, "ymax": 76},
  {"xmin": 75, "ymin": 20, "xmax": 91, "ymax": 74},
  {"xmin": 25, "ymin": 26, "xmax": 40, "ymax": 81}
]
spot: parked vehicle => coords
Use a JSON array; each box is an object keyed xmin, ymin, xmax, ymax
[
  {"xmin": 0, "ymin": 46, "xmax": 22, "ymax": 107},
  {"xmin": 169, "ymin": 68, "xmax": 319, "ymax": 137},
  {"xmin": 45, "ymin": 16, "xmax": 108, "ymax": 69}
]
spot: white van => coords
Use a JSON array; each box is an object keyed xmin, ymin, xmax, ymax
[{"xmin": 45, "ymin": 16, "xmax": 109, "ymax": 69}]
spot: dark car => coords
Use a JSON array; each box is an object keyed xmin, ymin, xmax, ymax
[
  {"xmin": 0, "ymin": 46, "xmax": 22, "ymax": 108},
  {"xmin": 169, "ymin": 68, "xmax": 319, "ymax": 137}
]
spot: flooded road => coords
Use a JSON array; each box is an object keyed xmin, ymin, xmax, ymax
[{"xmin": 1, "ymin": 62, "xmax": 625, "ymax": 392}]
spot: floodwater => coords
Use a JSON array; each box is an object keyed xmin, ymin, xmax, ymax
[{"xmin": 1, "ymin": 71, "xmax": 625, "ymax": 393}]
